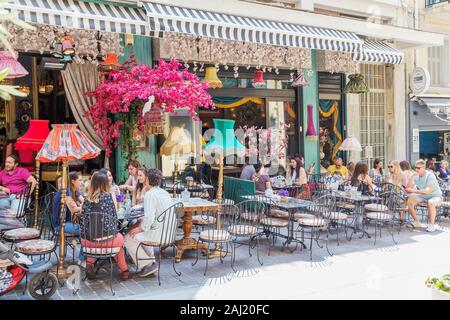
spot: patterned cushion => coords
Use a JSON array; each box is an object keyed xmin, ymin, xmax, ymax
[
  {"xmin": 212, "ymin": 198, "xmax": 235, "ymax": 205},
  {"xmin": 15, "ymin": 240, "xmax": 55, "ymax": 254},
  {"xmin": 297, "ymin": 218, "xmax": 327, "ymax": 227},
  {"xmin": 240, "ymin": 212, "xmax": 259, "ymax": 222},
  {"xmin": 366, "ymin": 212, "xmax": 392, "ymax": 221},
  {"xmin": 270, "ymin": 209, "xmax": 289, "ymax": 218},
  {"xmin": 293, "ymin": 213, "xmax": 315, "ymax": 220},
  {"xmin": 336, "ymin": 202, "xmax": 356, "ymax": 210},
  {"xmin": 227, "ymin": 225, "xmax": 258, "ymax": 236},
  {"xmin": 0, "ymin": 269, "xmax": 13, "ymax": 294},
  {"xmin": 3, "ymin": 228, "xmax": 40, "ymax": 240},
  {"xmin": 260, "ymin": 217, "xmax": 289, "ymax": 227},
  {"xmin": 199, "ymin": 230, "xmax": 230, "ymax": 241},
  {"xmin": 192, "ymin": 215, "xmax": 216, "ymax": 225},
  {"xmin": 365, "ymin": 203, "xmax": 388, "ymax": 212},
  {"xmin": 82, "ymin": 247, "xmax": 121, "ymax": 255},
  {"xmin": 327, "ymin": 212, "xmax": 348, "ymax": 220},
  {"xmin": 441, "ymin": 201, "xmax": 450, "ymax": 208}
]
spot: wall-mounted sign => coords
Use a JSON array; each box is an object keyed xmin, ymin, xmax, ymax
[
  {"xmin": 444, "ymin": 132, "xmax": 450, "ymax": 156},
  {"xmin": 410, "ymin": 67, "xmax": 430, "ymax": 95},
  {"xmin": 412, "ymin": 128, "xmax": 420, "ymax": 153}
]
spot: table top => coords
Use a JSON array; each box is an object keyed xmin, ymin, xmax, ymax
[
  {"xmin": 172, "ymin": 197, "xmax": 218, "ymax": 208},
  {"xmin": 333, "ymin": 192, "xmax": 380, "ymax": 202},
  {"xmin": 165, "ymin": 182, "xmax": 214, "ymax": 190},
  {"xmin": 241, "ymin": 195, "xmax": 313, "ymax": 209}
]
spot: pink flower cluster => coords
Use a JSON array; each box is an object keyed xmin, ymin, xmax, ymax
[{"xmin": 85, "ymin": 56, "xmax": 214, "ymax": 156}]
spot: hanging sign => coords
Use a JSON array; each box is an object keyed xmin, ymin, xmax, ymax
[
  {"xmin": 410, "ymin": 67, "xmax": 430, "ymax": 95},
  {"xmin": 412, "ymin": 128, "xmax": 420, "ymax": 153}
]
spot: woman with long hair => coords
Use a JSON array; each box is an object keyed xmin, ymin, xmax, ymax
[
  {"xmin": 351, "ymin": 161, "xmax": 375, "ymax": 195},
  {"xmin": 104, "ymin": 168, "xmax": 121, "ymax": 199},
  {"xmin": 387, "ymin": 160, "xmax": 402, "ymax": 187},
  {"xmin": 120, "ymin": 160, "xmax": 140, "ymax": 193},
  {"xmin": 285, "ymin": 156, "xmax": 313, "ymax": 185},
  {"xmin": 132, "ymin": 168, "xmax": 151, "ymax": 206},
  {"xmin": 369, "ymin": 159, "xmax": 383, "ymax": 180},
  {"xmin": 400, "ymin": 160, "xmax": 414, "ymax": 188},
  {"xmin": 80, "ymin": 171, "xmax": 130, "ymax": 280}
]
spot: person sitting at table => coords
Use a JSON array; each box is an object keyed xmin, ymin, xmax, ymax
[
  {"xmin": 104, "ymin": 168, "xmax": 121, "ymax": 200},
  {"xmin": 0, "ymin": 154, "xmax": 37, "ymax": 213},
  {"xmin": 369, "ymin": 159, "xmax": 383, "ymax": 184},
  {"xmin": 132, "ymin": 168, "xmax": 151, "ymax": 206},
  {"xmin": 52, "ymin": 171, "xmax": 84, "ymax": 236},
  {"xmin": 347, "ymin": 162, "xmax": 355, "ymax": 178},
  {"xmin": 285, "ymin": 156, "xmax": 313, "ymax": 185},
  {"xmin": 252, "ymin": 162, "xmax": 272, "ymax": 193},
  {"xmin": 386, "ymin": 160, "xmax": 403, "ymax": 188},
  {"xmin": 405, "ymin": 159, "xmax": 443, "ymax": 232},
  {"xmin": 327, "ymin": 156, "xmax": 349, "ymax": 177},
  {"xmin": 124, "ymin": 168, "xmax": 172, "ymax": 277},
  {"xmin": 80, "ymin": 171, "xmax": 130, "ymax": 280},
  {"xmin": 400, "ymin": 160, "xmax": 414, "ymax": 189},
  {"xmin": 351, "ymin": 161, "xmax": 375, "ymax": 195},
  {"xmin": 240, "ymin": 158, "xmax": 256, "ymax": 181},
  {"xmin": 437, "ymin": 160, "xmax": 449, "ymax": 182},
  {"xmin": 120, "ymin": 160, "xmax": 140, "ymax": 193}
]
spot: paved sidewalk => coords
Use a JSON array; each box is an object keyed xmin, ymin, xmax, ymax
[{"xmin": 3, "ymin": 218, "xmax": 450, "ymax": 300}]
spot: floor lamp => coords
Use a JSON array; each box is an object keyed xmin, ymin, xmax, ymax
[{"xmin": 36, "ymin": 124, "xmax": 100, "ymax": 277}]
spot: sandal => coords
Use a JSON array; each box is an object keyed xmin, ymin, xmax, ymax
[{"xmin": 120, "ymin": 270, "xmax": 131, "ymax": 281}]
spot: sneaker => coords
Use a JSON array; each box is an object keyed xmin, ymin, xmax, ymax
[
  {"xmin": 412, "ymin": 220, "xmax": 425, "ymax": 229},
  {"xmin": 426, "ymin": 224, "xmax": 441, "ymax": 232},
  {"xmin": 139, "ymin": 263, "xmax": 158, "ymax": 277}
]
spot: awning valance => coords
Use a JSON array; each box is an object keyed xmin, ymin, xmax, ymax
[
  {"xmin": 352, "ymin": 40, "xmax": 404, "ymax": 65},
  {"xmin": 5, "ymin": 0, "xmax": 148, "ymax": 36},
  {"xmin": 143, "ymin": 2, "xmax": 363, "ymax": 53}
]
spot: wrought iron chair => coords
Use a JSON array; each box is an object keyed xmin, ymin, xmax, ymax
[
  {"xmin": 134, "ymin": 202, "xmax": 184, "ymax": 285},
  {"xmin": 79, "ymin": 211, "xmax": 121, "ymax": 296},
  {"xmin": 296, "ymin": 194, "xmax": 333, "ymax": 261},
  {"xmin": 363, "ymin": 192, "xmax": 398, "ymax": 245}
]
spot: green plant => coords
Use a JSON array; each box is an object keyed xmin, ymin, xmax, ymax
[
  {"xmin": 426, "ymin": 275, "xmax": 450, "ymax": 293},
  {"xmin": 0, "ymin": 0, "xmax": 35, "ymax": 101}
]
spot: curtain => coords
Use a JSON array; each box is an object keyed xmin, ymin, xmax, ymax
[
  {"xmin": 212, "ymin": 97, "xmax": 264, "ymax": 108},
  {"xmin": 319, "ymin": 100, "xmax": 342, "ymax": 158},
  {"xmin": 61, "ymin": 63, "xmax": 103, "ymax": 149}
]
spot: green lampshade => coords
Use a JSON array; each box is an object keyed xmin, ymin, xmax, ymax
[
  {"xmin": 204, "ymin": 118, "xmax": 245, "ymax": 157},
  {"xmin": 343, "ymin": 74, "xmax": 369, "ymax": 94}
]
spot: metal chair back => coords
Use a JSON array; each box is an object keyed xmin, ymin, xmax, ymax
[{"xmin": 157, "ymin": 202, "xmax": 184, "ymax": 247}]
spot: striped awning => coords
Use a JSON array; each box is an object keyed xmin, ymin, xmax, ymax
[
  {"xmin": 143, "ymin": 2, "xmax": 363, "ymax": 53},
  {"xmin": 4, "ymin": 0, "xmax": 148, "ymax": 36},
  {"xmin": 352, "ymin": 40, "xmax": 404, "ymax": 65}
]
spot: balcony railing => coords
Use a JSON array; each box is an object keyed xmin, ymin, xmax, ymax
[{"xmin": 426, "ymin": 0, "xmax": 449, "ymax": 8}]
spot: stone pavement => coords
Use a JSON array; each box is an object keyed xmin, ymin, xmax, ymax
[{"xmin": 3, "ymin": 217, "xmax": 450, "ymax": 300}]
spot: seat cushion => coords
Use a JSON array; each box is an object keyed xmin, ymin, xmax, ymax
[
  {"xmin": 260, "ymin": 217, "xmax": 289, "ymax": 227},
  {"xmin": 366, "ymin": 212, "xmax": 391, "ymax": 221},
  {"xmin": 199, "ymin": 230, "xmax": 230, "ymax": 241},
  {"xmin": 293, "ymin": 213, "xmax": 315, "ymax": 220},
  {"xmin": 82, "ymin": 247, "xmax": 121, "ymax": 255},
  {"xmin": 365, "ymin": 203, "xmax": 388, "ymax": 212},
  {"xmin": 328, "ymin": 212, "xmax": 348, "ymax": 220},
  {"xmin": 270, "ymin": 209, "xmax": 289, "ymax": 218},
  {"xmin": 3, "ymin": 228, "xmax": 40, "ymax": 240},
  {"xmin": 192, "ymin": 215, "xmax": 216, "ymax": 225},
  {"xmin": 15, "ymin": 239, "xmax": 55, "ymax": 254},
  {"xmin": 212, "ymin": 198, "xmax": 235, "ymax": 206},
  {"xmin": 336, "ymin": 202, "xmax": 356, "ymax": 210},
  {"xmin": 227, "ymin": 225, "xmax": 258, "ymax": 236},
  {"xmin": 240, "ymin": 212, "xmax": 259, "ymax": 222},
  {"xmin": 441, "ymin": 201, "xmax": 450, "ymax": 208},
  {"xmin": 297, "ymin": 218, "xmax": 327, "ymax": 227}
]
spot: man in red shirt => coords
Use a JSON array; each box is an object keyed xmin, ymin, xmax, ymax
[{"xmin": 0, "ymin": 154, "xmax": 37, "ymax": 214}]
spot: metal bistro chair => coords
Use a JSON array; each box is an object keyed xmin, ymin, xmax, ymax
[
  {"xmin": 0, "ymin": 184, "xmax": 33, "ymax": 233},
  {"xmin": 296, "ymin": 194, "xmax": 333, "ymax": 261},
  {"xmin": 134, "ymin": 202, "xmax": 184, "ymax": 286},
  {"xmin": 79, "ymin": 211, "xmax": 120, "ymax": 296},
  {"xmin": 363, "ymin": 192, "xmax": 398, "ymax": 245}
]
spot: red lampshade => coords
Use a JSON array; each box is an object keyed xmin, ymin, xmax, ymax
[
  {"xmin": 98, "ymin": 53, "xmax": 122, "ymax": 72},
  {"xmin": 305, "ymin": 104, "xmax": 318, "ymax": 141},
  {"xmin": 15, "ymin": 120, "xmax": 50, "ymax": 151},
  {"xmin": 252, "ymin": 70, "xmax": 265, "ymax": 88}
]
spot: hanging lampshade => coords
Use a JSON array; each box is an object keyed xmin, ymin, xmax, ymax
[
  {"xmin": 61, "ymin": 34, "xmax": 75, "ymax": 56},
  {"xmin": 15, "ymin": 120, "xmax": 50, "ymax": 151},
  {"xmin": 98, "ymin": 53, "xmax": 122, "ymax": 72},
  {"xmin": 339, "ymin": 134, "xmax": 362, "ymax": 152},
  {"xmin": 0, "ymin": 51, "xmax": 28, "ymax": 79},
  {"xmin": 203, "ymin": 66, "xmax": 223, "ymax": 88},
  {"xmin": 291, "ymin": 72, "xmax": 308, "ymax": 87},
  {"xmin": 50, "ymin": 37, "xmax": 63, "ymax": 59},
  {"xmin": 252, "ymin": 70, "xmax": 265, "ymax": 88},
  {"xmin": 343, "ymin": 73, "xmax": 369, "ymax": 94},
  {"xmin": 60, "ymin": 55, "xmax": 73, "ymax": 63},
  {"xmin": 305, "ymin": 104, "xmax": 318, "ymax": 141}
]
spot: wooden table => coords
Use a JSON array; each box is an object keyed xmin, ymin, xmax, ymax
[{"xmin": 171, "ymin": 198, "xmax": 219, "ymax": 263}]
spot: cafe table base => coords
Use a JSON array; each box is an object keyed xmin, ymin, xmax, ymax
[{"xmin": 175, "ymin": 238, "xmax": 208, "ymax": 263}]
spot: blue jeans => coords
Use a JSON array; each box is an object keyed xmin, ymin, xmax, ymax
[
  {"xmin": 60, "ymin": 222, "xmax": 85, "ymax": 261},
  {"xmin": 0, "ymin": 195, "xmax": 24, "ymax": 215}
]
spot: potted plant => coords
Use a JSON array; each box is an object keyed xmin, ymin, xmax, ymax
[
  {"xmin": 426, "ymin": 275, "xmax": 450, "ymax": 300},
  {"xmin": 277, "ymin": 189, "xmax": 289, "ymax": 202}
]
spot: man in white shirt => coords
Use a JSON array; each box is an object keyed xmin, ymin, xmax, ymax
[{"xmin": 124, "ymin": 168, "xmax": 174, "ymax": 277}]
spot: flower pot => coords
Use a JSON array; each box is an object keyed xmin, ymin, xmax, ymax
[{"xmin": 431, "ymin": 288, "xmax": 450, "ymax": 300}]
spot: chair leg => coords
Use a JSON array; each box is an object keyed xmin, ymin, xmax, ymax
[
  {"xmin": 231, "ymin": 241, "xmax": 237, "ymax": 273},
  {"xmin": 157, "ymin": 248, "xmax": 162, "ymax": 286},
  {"xmin": 109, "ymin": 257, "xmax": 115, "ymax": 296},
  {"xmin": 192, "ymin": 240, "xmax": 200, "ymax": 267},
  {"xmin": 256, "ymin": 234, "xmax": 263, "ymax": 266},
  {"xmin": 204, "ymin": 243, "xmax": 210, "ymax": 276},
  {"xmin": 172, "ymin": 245, "xmax": 181, "ymax": 277}
]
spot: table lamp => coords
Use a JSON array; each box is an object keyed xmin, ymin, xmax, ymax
[{"xmin": 36, "ymin": 124, "xmax": 101, "ymax": 277}]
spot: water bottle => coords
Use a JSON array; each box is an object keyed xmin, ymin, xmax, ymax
[{"xmin": 124, "ymin": 191, "xmax": 131, "ymax": 212}]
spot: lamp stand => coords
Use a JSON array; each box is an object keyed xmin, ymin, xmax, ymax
[
  {"xmin": 33, "ymin": 160, "xmax": 40, "ymax": 228},
  {"xmin": 173, "ymin": 153, "xmax": 179, "ymax": 198},
  {"xmin": 208, "ymin": 156, "xmax": 224, "ymax": 259}
]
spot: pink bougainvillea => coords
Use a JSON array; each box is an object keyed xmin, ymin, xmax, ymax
[{"xmin": 85, "ymin": 56, "xmax": 214, "ymax": 157}]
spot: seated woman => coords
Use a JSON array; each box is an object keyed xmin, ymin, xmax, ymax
[
  {"xmin": 79, "ymin": 171, "xmax": 130, "ymax": 280},
  {"xmin": 52, "ymin": 171, "xmax": 84, "ymax": 236},
  {"xmin": 351, "ymin": 161, "xmax": 375, "ymax": 195},
  {"xmin": 132, "ymin": 168, "xmax": 150, "ymax": 207},
  {"xmin": 104, "ymin": 168, "xmax": 121, "ymax": 201},
  {"xmin": 120, "ymin": 160, "xmax": 140, "ymax": 193},
  {"xmin": 252, "ymin": 162, "xmax": 272, "ymax": 193},
  {"xmin": 387, "ymin": 160, "xmax": 403, "ymax": 188},
  {"xmin": 437, "ymin": 160, "xmax": 449, "ymax": 182},
  {"xmin": 285, "ymin": 156, "xmax": 314, "ymax": 185}
]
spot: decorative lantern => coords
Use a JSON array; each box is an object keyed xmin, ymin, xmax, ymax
[
  {"xmin": 143, "ymin": 101, "xmax": 165, "ymax": 135},
  {"xmin": 18, "ymin": 84, "xmax": 30, "ymax": 96},
  {"xmin": 291, "ymin": 72, "xmax": 308, "ymax": 87},
  {"xmin": 50, "ymin": 37, "xmax": 63, "ymax": 59},
  {"xmin": 203, "ymin": 66, "xmax": 223, "ymax": 88},
  {"xmin": 252, "ymin": 70, "xmax": 265, "ymax": 88},
  {"xmin": 343, "ymin": 74, "xmax": 369, "ymax": 94},
  {"xmin": 0, "ymin": 51, "xmax": 28, "ymax": 78},
  {"xmin": 61, "ymin": 34, "xmax": 75, "ymax": 56},
  {"xmin": 305, "ymin": 104, "xmax": 318, "ymax": 141},
  {"xmin": 98, "ymin": 53, "xmax": 122, "ymax": 72}
]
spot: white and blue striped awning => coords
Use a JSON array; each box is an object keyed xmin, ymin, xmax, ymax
[
  {"xmin": 352, "ymin": 40, "xmax": 404, "ymax": 65},
  {"xmin": 4, "ymin": 0, "xmax": 148, "ymax": 36},
  {"xmin": 143, "ymin": 2, "xmax": 363, "ymax": 53}
]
